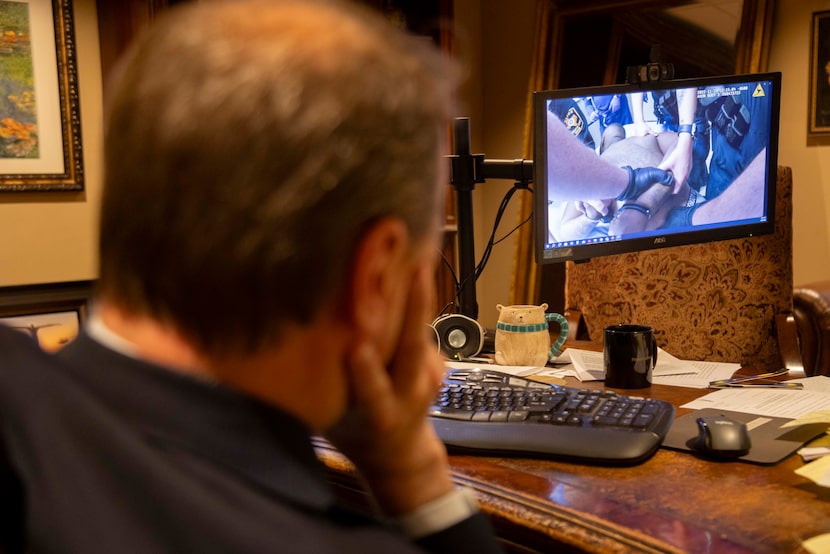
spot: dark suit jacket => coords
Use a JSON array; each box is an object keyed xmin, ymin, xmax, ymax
[{"xmin": 0, "ymin": 326, "xmax": 501, "ymax": 553}]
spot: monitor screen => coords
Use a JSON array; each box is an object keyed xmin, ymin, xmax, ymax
[{"xmin": 533, "ymin": 72, "xmax": 781, "ymax": 264}]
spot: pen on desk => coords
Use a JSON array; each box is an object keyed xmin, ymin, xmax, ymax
[
  {"xmin": 708, "ymin": 369, "xmax": 804, "ymax": 389},
  {"xmin": 708, "ymin": 381, "xmax": 804, "ymax": 389}
]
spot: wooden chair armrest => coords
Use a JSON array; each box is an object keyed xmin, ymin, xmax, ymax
[
  {"xmin": 563, "ymin": 309, "xmax": 586, "ymax": 342},
  {"xmin": 793, "ymin": 280, "xmax": 830, "ymax": 377},
  {"xmin": 775, "ymin": 312, "xmax": 804, "ymax": 378}
]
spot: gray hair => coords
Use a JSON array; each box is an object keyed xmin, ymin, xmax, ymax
[{"xmin": 98, "ymin": 0, "xmax": 457, "ymax": 355}]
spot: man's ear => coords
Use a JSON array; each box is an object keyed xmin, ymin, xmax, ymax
[{"xmin": 345, "ymin": 218, "xmax": 410, "ymax": 338}]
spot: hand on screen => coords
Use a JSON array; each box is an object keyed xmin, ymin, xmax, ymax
[
  {"xmin": 576, "ymin": 199, "xmax": 614, "ymax": 221},
  {"xmin": 618, "ymin": 166, "xmax": 675, "ymax": 201},
  {"xmin": 659, "ymin": 133, "xmax": 694, "ymax": 194}
]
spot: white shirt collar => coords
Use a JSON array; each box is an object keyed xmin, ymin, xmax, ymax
[
  {"xmin": 84, "ymin": 309, "xmax": 220, "ymax": 385},
  {"xmin": 85, "ymin": 310, "xmax": 141, "ymax": 359}
]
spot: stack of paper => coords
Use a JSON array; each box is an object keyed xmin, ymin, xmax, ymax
[
  {"xmin": 794, "ymin": 412, "xmax": 830, "ymax": 463},
  {"xmin": 683, "ymin": 378, "xmax": 830, "ymax": 418},
  {"xmin": 797, "ymin": 446, "xmax": 830, "ymax": 487},
  {"xmin": 442, "ymin": 348, "xmax": 741, "ymax": 389},
  {"xmin": 538, "ymin": 347, "xmax": 740, "ymax": 388},
  {"xmin": 798, "ymin": 446, "xmax": 830, "ymax": 462}
]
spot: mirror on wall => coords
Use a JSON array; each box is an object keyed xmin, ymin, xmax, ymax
[{"xmin": 555, "ymin": 0, "xmax": 755, "ymax": 89}]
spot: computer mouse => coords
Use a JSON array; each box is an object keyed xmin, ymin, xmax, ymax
[{"xmin": 693, "ymin": 415, "xmax": 751, "ymax": 458}]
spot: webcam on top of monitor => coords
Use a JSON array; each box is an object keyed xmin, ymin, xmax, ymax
[{"xmin": 626, "ymin": 62, "xmax": 675, "ymax": 85}]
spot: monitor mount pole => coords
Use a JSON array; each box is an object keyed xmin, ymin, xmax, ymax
[{"xmin": 447, "ymin": 117, "xmax": 533, "ymax": 321}]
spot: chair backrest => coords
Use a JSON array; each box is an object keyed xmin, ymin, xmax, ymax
[
  {"xmin": 564, "ymin": 166, "xmax": 793, "ymax": 371},
  {"xmin": 793, "ymin": 281, "xmax": 830, "ymax": 376}
]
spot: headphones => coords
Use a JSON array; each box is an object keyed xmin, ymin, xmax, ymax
[{"xmin": 430, "ymin": 314, "xmax": 484, "ymax": 360}]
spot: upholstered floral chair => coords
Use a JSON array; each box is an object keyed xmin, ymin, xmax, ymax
[{"xmin": 564, "ymin": 166, "xmax": 795, "ymax": 372}]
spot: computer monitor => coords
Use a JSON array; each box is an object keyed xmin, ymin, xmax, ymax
[{"xmin": 533, "ymin": 72, "xmax": 781, "ymax": 264}]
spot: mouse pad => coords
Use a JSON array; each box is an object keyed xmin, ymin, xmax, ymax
[{"xmin": 662, "ymin": 408, "xmax": 827, "ymax": 464}]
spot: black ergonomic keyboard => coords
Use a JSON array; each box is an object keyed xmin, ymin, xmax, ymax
[{"xmin": 429, "ymin": 368, "xmax": 675, "ymax": 465}]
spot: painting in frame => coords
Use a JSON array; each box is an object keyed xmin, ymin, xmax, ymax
[
  {"xmin": 0, "ymin": 0, "xmax": 83, "ymax": 191},
  {"xmin": 809, "ymin": 9, "xmax": 830, "ymax": 146},
  {"xmin": 0, "ymin": 280, "xmax": 91, "ymax": 351}
]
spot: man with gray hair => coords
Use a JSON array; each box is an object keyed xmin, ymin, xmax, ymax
[{"xmin": 0, "ymin": 1, "xmax": 503, "ymax": 552}]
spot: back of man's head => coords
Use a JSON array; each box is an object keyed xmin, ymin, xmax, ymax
[{"xmin": 98, "ymin": 0, "xmax": 456, "ymax": 356}]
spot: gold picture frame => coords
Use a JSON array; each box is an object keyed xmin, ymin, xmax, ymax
[
  {"xmin": 0, "ymin": 0, "xmax": 83, "ymax": 191},
  {"xmin": 808, "ymin": 10, "xmax": 830, "ymax": 146}
]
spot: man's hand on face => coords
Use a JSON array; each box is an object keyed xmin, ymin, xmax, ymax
[{"xmin": 326, "ymin": 266, "xmax": 453, "ymax": 515}]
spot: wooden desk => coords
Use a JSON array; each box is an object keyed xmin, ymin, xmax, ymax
[{"xmin": 315, "ymin": 346, "xmax": 830, "ymax": 553}]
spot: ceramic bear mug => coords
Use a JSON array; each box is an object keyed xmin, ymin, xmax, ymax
[{"xmin": 494, "ymin": 303, "xmax": 569, "ymax": 367}]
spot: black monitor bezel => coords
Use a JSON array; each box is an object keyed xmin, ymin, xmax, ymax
[{"xmin": 533, "ymin": 71, "xmax": 782, "ymax": 264}]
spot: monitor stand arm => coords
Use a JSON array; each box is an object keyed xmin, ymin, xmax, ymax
[{"xmin": 447, "ymin": 117, "xmax": 533, "ymax": 321}]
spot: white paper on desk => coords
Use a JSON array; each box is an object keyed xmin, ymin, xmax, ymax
[
  {"xmin": 803, "ymin": 532, "xmax": 830, "ymax": 553},
  {"xmin": 651, "ymin": 348, "xmax": 701, "ymax": 377},
  {"xmin": 561, "ymin": 349, "xmax": 605, "ymax": 381},
  {"xmin": 443, "ymin": 360, "xmax": 547, "ymax": 377},
  {"xmin": 652, "ymin": 360, "xmax": 740, "ymax": 388},
  {"xmin": 536, "ymin": 366, "xmax": 579, "ymax": 380},
  {"xmin": 532, "ymin": 350, "xmax": 580, "ymax": 380},
  {"xmin": 564, "ymin": 347, "xmax": 700, "ymax": 382},
  {"xmin": 682, "ymin": 384, "xmax": 830, "ymax": 419},
  {"xmin": 798, "ymin": 446, "xmax": 830, "ymax": 462},
  {"xmin": 795, "ymin": 454, "xmax": 830, "ymax": 487},
  {"xmin": 549, "ymin": 349, "xmax": 572, "ymax": 365},
  {"xmin": 792, "ymin": 376, "xmax": 830, "ymax": 392}
]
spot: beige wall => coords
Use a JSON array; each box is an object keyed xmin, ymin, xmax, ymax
[
  {"xmin": 459, "ymin": 0, "xmax": 830, "ymax": 329},
  {"xmin": 453, "ymin": 0, "xmax": 535, "ymax": 328},
  {"xmin": 1, "ymin": 0, "xmax": 826, "ymax": 326},
  {"xmin": 0, "ymin": 0, "xmax": 102, "ymax": 287},
  {"xmin": 768, "ymin": 0, "xmax": 830, "ymax": 284}
]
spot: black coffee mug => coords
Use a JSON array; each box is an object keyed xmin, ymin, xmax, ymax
[{"xmin": 603, "ymin": 324, "xmax": 657, "ymax": 389}]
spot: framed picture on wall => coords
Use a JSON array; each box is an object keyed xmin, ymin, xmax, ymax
[
  {"xmin": 0, "ymin": 280, "xmax": 92, "ymax": 351},
  {"xmin": 809, "ymin": 9, "xmax": 830, "ymax": 146},
  {"xmin": 0, "ymin": 0, "xmax": 83, "ymax": 191}
]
